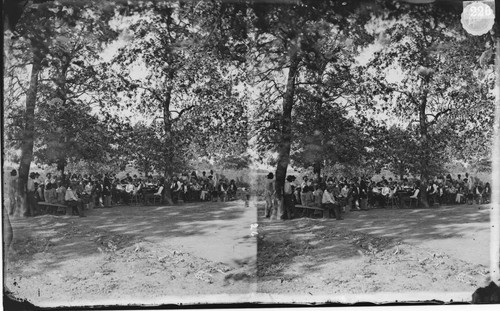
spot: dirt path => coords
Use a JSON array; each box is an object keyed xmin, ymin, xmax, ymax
[
  {"xmin": 4, "ymin": 200, "xmax": 257, "ymax": 307},
  {"xmin": 257, "ymin": 203, "xmax": 491, "ymax": 303},
  {"xmin": 4, "ymin": 201, "xmax": 492, "ymax": 306}
]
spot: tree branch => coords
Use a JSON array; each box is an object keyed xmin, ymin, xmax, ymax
[
  {"xmin": 428, "ymin": 108, "xmax": 452, "ymax": 127},
  {"xmin": 171, "ymin": 105, "xmax": 196, "ymax": 121}
]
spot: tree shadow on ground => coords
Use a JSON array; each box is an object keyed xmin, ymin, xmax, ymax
[
  {"xmin": 6, "ymin": 200, "xmax": 253, "ymax": 274},
  {"xmin": 256, "ymin": 202, "xmax": 490, "ymax": 282}
]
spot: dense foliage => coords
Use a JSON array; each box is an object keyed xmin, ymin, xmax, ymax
[{"xmin": 3, "ymin": 0, "xmax": 494, "ymax": 214}]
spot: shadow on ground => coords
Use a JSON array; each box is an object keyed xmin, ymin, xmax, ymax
[
  {"xmin": 6, "ymin": 200, "xmax": 252, "ymax": 274},
  {"xmin": 256, "ymin": 202, "xmax": 490, "ymax": 285}
]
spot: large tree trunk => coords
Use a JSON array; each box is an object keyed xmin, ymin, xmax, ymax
[
  {"xmin": 275, "ymin": 49, "xmax": 300, "ymax": 219},
  {"xmin": 162, "ymin": 71, "xmax": 175, "ymax": 205},
  {"xmin": 56, "ymin": 158, "xmax": 66, "ymax": 177},
  {"xmin": 418, "ymin": 85, "xmax": 430, "ymax": 208},
  {"xmin": 17, "ymin": 50, "xmax": 42, "ymax": 217},
  {"xmin": 313, "ymin": 161, "xmax": 321, "ymax": 181}
]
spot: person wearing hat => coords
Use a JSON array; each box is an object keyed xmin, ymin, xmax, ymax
[
  {"xmin": 65, "ymin": 181, "xmax": 85, "ymax": 217},
  {"xmin": 264, "ymin": 172, "xmax": 275, "ymax": 218},
  {"xmin": 322, "ymin": 183, "xmax": 343, "ymax": 220}
]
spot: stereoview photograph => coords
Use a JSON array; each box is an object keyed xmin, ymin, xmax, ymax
[{"xmin": 3, "ymin": 0, "xmax": 499, "ymax": 308}]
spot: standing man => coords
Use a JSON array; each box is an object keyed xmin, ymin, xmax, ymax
[
  {"xmin": 264, "ymin": 173, "xmax": 275, "ymax": 218},
  {"xmin": 65, "ymin": 182, "xmax": 85, "ymax": 217},
  {"xmin": 27, "ymin": 172, "xmax": 36, "ymax": 216},
  {"xmin": 103, "ymin": 173, "xmax": 112, "ymax": 207},
  {"xmin": 283, "ymin": 175, "xmax": 295, "ymax": 220},
  {"xmin": 322, "ymin": 183, "xmax": 343, "ymax": 220},
  {"xmin": 350, "ymin": 180, "xmax": 360, "ymax": 211},
  {"xmin": 300, "ymin": 176, "xmax": 311, "ymax": 206}
]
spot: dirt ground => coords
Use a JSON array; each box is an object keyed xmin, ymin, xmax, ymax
[
  {"xmin": 257, "ymin": 203, "xmax": 492, "ymax": 303},
  {"xmin": 4, "ymin": 200, "xmax": 257, "ymax": 307},
  {"xmin": 4, "ymin": 200, "xmax": 494, "ymax": 306}
]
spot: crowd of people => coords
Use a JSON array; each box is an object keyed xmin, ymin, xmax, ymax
[
  {"xmin": 6, "ymin": 169, "xmax": 243, "ymax": 217},
  {"xmin": 264, "ymin": 172, "xmax": 491, "ymax": 221},
  {"xmin": 5, "ymin": 166, "xmax": 490, "ymax": 219}
]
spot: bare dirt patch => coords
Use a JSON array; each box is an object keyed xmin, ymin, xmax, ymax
[
  {"xmin": 257, "ymin": 205, "xmax": 490, "ymax": 298},
  {"xmin": 4, "ymin": 200, "xmax": 257, "ymax": 307}
]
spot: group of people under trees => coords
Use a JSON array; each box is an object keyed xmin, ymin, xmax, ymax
[
  {"xmin": 263, "ymin": 172, "xmax": 491, "ymax": 221},
  {"xmin": 6, "ymin": 168, "xmax": 243, "ymax": 218},
  {"xmin": 169, "ymin": 170, "xmax": 239, "ymax": 203}
]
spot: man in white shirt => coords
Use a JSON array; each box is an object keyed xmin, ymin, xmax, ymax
[
  {"xmin": 65, "ymin": 182, "xmax": 85, "ymax": 217},
  {"xmin": 283, "ymin": 175, "xmax": 295, "ymax": 220},
  {"xmin": 380, "ymin": 182, "xmax": 391, "ymax": 208},
  {"xmin": 264, "ymin": 173, "xmax": 275, "ymax": 218},
  {"xmin": 125, "ymin": 180, "xmax": 135, "ymax": 204},
  {"xmin": 322, "ymin": 184, "xmax": 343, "ymax": 220}
]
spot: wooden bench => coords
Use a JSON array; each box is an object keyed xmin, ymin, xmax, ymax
[
  {"xmin": 37, "ymin": 202, "xmax": 72, "ymax": 215},
  {"xmin": 295, "ymin": 204, "xmax": 325, "ymax": 218}
]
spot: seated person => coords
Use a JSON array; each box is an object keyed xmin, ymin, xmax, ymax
[
  {"xmin": 170, "ymin": 177, "xmax": 181, "ymax": 202},
  {"xmin": 153, "ymin": 185, "xmax": 164, "ymax": 202},
  {"xmin": 427, "ymin": 181, "xmax": 438, "ymax": 205},
  {"xmin": 401, "ymin": 182, "xmax": 420, "ymax": 207},
  {"xmin": 200, "ymin": 181, "xmax": 209, "ymax": 201}
]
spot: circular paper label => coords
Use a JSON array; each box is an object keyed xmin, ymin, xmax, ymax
[{"xmin": 461, "ymin": 2, "xmax": 495, "ymax": 36}]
